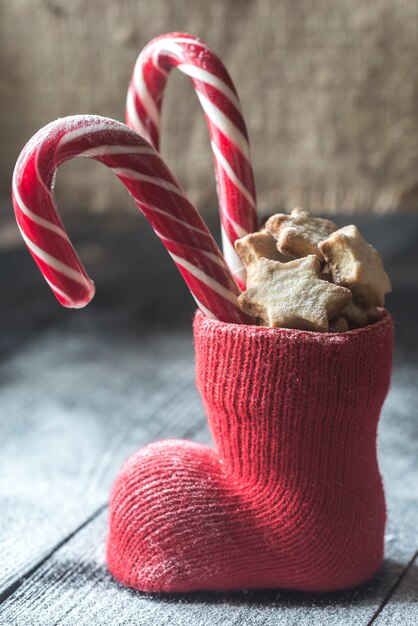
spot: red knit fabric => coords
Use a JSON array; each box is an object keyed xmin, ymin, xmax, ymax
[{"xmin": 107, "ymin": 310, "xmax": 393, "ymax": 593}]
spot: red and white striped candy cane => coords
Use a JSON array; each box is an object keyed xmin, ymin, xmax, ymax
[
  {"xmin": 12, "ymin": 115, "xmax": 248, "ymax": 324},
  {"xmin": 126, "ymin": 32, "xmax": 258, "ymax": 288}
]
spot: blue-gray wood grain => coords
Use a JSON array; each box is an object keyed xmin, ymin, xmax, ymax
[{"xmin": 0, "ymin": 209, "xmax": 417, "ymax": 624}]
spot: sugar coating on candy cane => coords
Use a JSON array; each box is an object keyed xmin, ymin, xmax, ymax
[
  {"xmin": 127, "ymin": 34, "xmax": 254, "ymax": 197},
  {"xmin": 79, "ymin": 145, "xmax": 156, "ymax": 157},
  {"xmin": 126, "ymin": 33, "xmax": 258, "ymax": 288},
  {"xmin": 12, "ymin": 115, "xmax": 247, "ymax": 323}
]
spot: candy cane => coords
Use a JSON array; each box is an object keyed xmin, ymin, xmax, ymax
[
  {"xmin": 126, "ymin": 32, "xmax": 258, "ymax": 288},
  {"xmin": 12, "ymin": 115, "xmax": 248, "ymax": 324}
]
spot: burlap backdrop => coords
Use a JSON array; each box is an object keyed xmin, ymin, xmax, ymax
[{"xmin": 1, "ymin": 0, "xmax": 417, "ymax": 216}]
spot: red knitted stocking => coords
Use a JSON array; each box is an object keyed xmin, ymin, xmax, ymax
[{"xmin": 107, "ymin": 310, "xmax": 393, "ymax": 593}]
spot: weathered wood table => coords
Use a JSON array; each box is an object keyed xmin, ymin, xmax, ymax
[{"xmin": 0, "ymin": 208, "xmax": 417, "ymax": 625}]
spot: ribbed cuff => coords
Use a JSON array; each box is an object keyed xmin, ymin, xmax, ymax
[{"xmin": 193, "ymin": 309, "xmax": 393, "ymax": 482}]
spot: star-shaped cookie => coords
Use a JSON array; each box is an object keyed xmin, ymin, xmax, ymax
[
  {"xmin": 340, "ymin": 299, "xmax": 368, "ymax": 328},
  {"xmin": 234, "ymin": 230, "xmax": 289, "ymax": 266},
  {"xmin": 266, "ymin": 208, "xmax": 337, "ymax": 260},
  {"xmin": 318, "ymin": 225, "xmax": 392, "ymax": 307},
  {"xmin": 329, "ymin": 316, "xmax": 350, "ymax": 333},
  {"xmin": 238, "ymin": 256, "xmax": 352, "ymax": 331}
]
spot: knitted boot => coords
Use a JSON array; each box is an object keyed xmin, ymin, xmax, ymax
[{"xmin": 107, "ymin": 310, "xmax": 393, "ymax": 593}]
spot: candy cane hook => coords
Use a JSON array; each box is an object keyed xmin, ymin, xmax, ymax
[
  {"xmin": 126, "ymin": 32, "xmax": 259, "ymax": 288},
  {"xmin": 12, "ymin": 115, "xmax": 248, "ymax": 324}
]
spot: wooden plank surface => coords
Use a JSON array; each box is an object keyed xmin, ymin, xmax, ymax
[
  {"xmin": 0, "ymin": 206, "xmax": 202, "ymax": 598},
  {"xmin": 373, "ymin": 554, "xmax": 418, "ymax": 625},
  {"xmin": 0, "ymin": 361, "xmax": 416, "ymax": 626},
  {"xmin": 0, "ymin": 320, "xmax": 207, "ymax": 597},
  {"xmin": 0, "ymin": 210, "xmax": 417, "ymax": 624},
  {"xmin": 0, "ymin": 514, "xmax": 410, "ymax": 626}
]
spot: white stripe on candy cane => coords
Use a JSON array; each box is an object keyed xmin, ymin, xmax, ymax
[
  {"xmin": 12, "ymin": 176, "xmax": 69, "ymax": 240},
  {"xmin": 191, "ymin": 295, "xmax": 217, "ymax": 320},
  {"xmin": 169, "ymin": 252, "xmax": 240, "ymax": 306},
  {"xmin": 195, "ymin": 92, "xmax": 251, "ymax": 162},
  {"xmin": 18, "ymin": 226, "xmax": 88, "ymax": 287},
  {"xmin": 138, "ymin": 200, "xmax": 210, "ymax": 237},
  {"xmin": 211, "ymin": 141, "xmax": 256, "ymax": 211},
  {"xmin": 58, "ymin": 123, "xmax": 136, "ymax": 147},
  {"xmin": 133, "ymin": 64, "xmax": 161, "ymax": 130},
  {"xmin": 177, "ymin": 64, "xmax": 242, "ymax": 112},
  {"xmin": 126, "ymin": 89, "xmax": 150, "ymax": 138},
  {"xmin": 111, "ymin": 168, "xmax": 187, "ymax": 198},
  {"xmin": 79, "ymin": 145, "xmax": 156, "ymax": 158}
]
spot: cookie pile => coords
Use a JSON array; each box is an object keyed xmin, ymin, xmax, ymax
[{"xmin": 235, "ymin": 208, "xmax": 391, "ymax": 332}]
